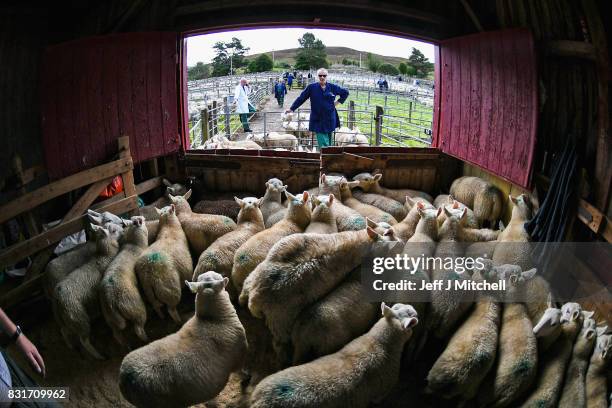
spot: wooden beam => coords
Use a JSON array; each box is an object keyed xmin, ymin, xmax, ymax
[
  {"xmin": 544, "ymin": 40, "xmax": 597, "ymax": 61},
  {"xmin": 20, "ymin": 164, "xmax": 45, "ymax": 187},
  {"xmin": 0, "ymin": 275, "xmax": 44, "ymax": 310},
  {"xmin": 136, "ymin": 176, "xmax": 164, "ymax": 195},
  {"xmin": 12, "ymin": 155, "xmax": 39, "ymax": 237},
  {"xmin": 578, "ymin": 199, "xmax": 604, "ymax": 234},
  {"xmin": 459, "ymin": 0, "xmax": 484, "ymax": 32},
  {"xmin": 118, "ymin": 136, "xmax": 137, "ymax": 216},
  {"xmin": 0, "ymin": 195, "xmax": 138, "ymax": 270},
  {"xmin": 0, "ymin": 157, "xmax": 133, "ymax": 225}
]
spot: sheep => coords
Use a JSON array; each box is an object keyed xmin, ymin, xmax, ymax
[
  {"xmin": 98, "ymin": 216, "xmax": 150, "ymax": 346},
  {"xmin": 366, "ymin": 218, "xmax": 395, "ymax": 236},
  {"xmin": 307, "ymin": 174, "xmax": 365, "ymax": 231},
  {"xmin": 53, "ymin": 224, "xmax": 120, "ymax": 359},
  {"xmin": 247, "ymin": 131, "xmax": 298, "ymax": 150},
  {"xmin": 305, "ymin": 194, "xmax": 338, "ymax": 234},
  {"xmin": 351, "ymin": 189, "xmax": 408, "ymax": 221},
  {"xmin": 250, "ymin": 303, "xmax": 418, "ymax": 408},
  {"xmin": 119, "ymin": 271, "xmax": 247, "ymax": 408},
  {"xmin": 260, "ymin": 178, "xmax": 288, "ymax": 228},
  {"xmin": 433, "ymin": 194, "xmax": 451, "ymax": 208},
  {"xmin": 231, "ymin": 191, "xmax": 311, "ymax": 294},
  {"xmin": 558, "ymin": 311, "xmax": 597, "ymax": 408},
  {"xmin": 531, "ymin": 298, "xmax": 563, "ymax": 352},
  {"xmin": 145, "ymin": 220, "xmax": 159, "ymax": 245},
  {"xmin": 426, "ymin": 262, "xmax": 503, "ymax": 403},
  {"xmin": 169, "ymin": 189, "xmax": 237, "ymax": 255},
  {"xmin": 492, "ymin": 194, "xmax": 534, "ymax": 270},
  {"xmin": 586, "ymin": 328, "xmax": 612, "ymax": 408},
  {"xmin": 518, "ymin": 302, "xmax": 584, "ymax": 408},
  {"xmin": 290, "ymin": 268, "xmax": 378, "ymax": 364},
  {"xmin": 338, "ymin": 180, "xmax": 398, "ymax": 225},
  {"xmin": 193, "ymin": 199, "xmax": 241, "ymax": 221},
  {"xmin": 426, "ymin": 208, "xmax": 475, "ymax": 340},
  {"xmin": 241, "ymin": 227, "xmax": 391, "ymax": 365},
  {"xmin": 307, "ymin": 173, "xmax": 344, "ymax": 197},
  {"xmin": 352, "ymin": 172, "xmax": 433, "ymax": 203},
  {"xmin": 390, "ymin": 197, "xmax": 436, "ymax": 242},
  {"xmin": 479, "ymin": 267, "xmax": 539, "ymax": 408},
  {"xmin": 138, "ymin": 179, "xmax": 188, "ymax": 221},
  {"xmin": 449, "ymin": 176, "xmax": 503, "ymax": 227},
  {"xmin": 334, "ymin": 127, "xmax": 369, "ymax": 146},
  {"xmin": 134, "ymin": 204, "xmax": 192, "ymax": 323},
  {"xmin": 436, "ymin": 196, "xmax": 479, "ymax": 228},
  {"xmin": 87, "ymin": 209, "xmax": 124, "ymax": 226},
  {"xmin": 193, "ymin": 197, "xmax": 264, "ymax": 297}
]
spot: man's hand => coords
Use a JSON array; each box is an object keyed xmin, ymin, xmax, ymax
[
  {"xmin": 334, "ymin": 101, "xmax": 341, "ymax": 107},
  {"xmin": 16, "ymin": 334, "xmax": 46, "ymax": 377},
  {"xmin": 285, "ymin": 109, "xmax": 293, "ymax": 114}
]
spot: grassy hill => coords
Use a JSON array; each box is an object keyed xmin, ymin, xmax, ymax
[{"xmin": 248, "ymin": 46, "xmax": 407, "ymax": 66}]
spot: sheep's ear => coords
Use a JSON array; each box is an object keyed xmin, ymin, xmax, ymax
[
  {"xmin": 90, "ymin": 223, "xmax": 102, "ymax": 231},
  {"xmin": 436, "ymin": 207, "xmax": 443, "ymax": 217},
  {"xmin": 405, "ymin": 196, "xmax": 416, "ymax": 208},
  {"xmin": 163, "ymin": 178, "xmax": 172, "ymax": 187},
  {"xmin": 285, "ymin": 190, "xmax": 296, "ymax": 200},
  {"xmin": 167, "ymin": 187, "xmax": 176, "ymax": 197},
  {"xmin": 402, "ymin": 317, "xmax": 418, "ymax": 330},
  {"xmin": 283, "ymin": 185, "xmax": 288, "ymax": 191},
  {"xmin": 381, "ymin": 302, "xmax": 395, "ymax": 319},
  {"xmin": 302, "ymin": 191, "xmax": 309, "ymax": 202},
  {"xmin": 155, "ymin": 207, "xmax": 163, "ymax": 215},
  {"xmin": 320, "ymin": 173, "xmax": 326, "ymax": 184},
  {"xmin": 452, "ymin": 200, "xmax": 459, "ymax": 209},
  {"xmin": 584, "ymin": 310, "xmax": 595, "ymax": 319},
  {"xmin": 366, "ymin": 218, "xmax": 377, "ymax": 229},
  {"xmin": 522, "ymin": 268, "xmax": 537, "ymax": 280},
  {"xmin": 444, "ymin": 207, "xmax": 453, "ymax": 218},
  {"xmin": 87, "ymin": 209, "xmax": 101, "ymax": 218},
  {"xmin": 373, "ymin": 173, "xmax": 382, "ymax": 182},
  {"xmin": 461, "ymin": 208, "xmax": 468, "ymax": 221},
  {"xmin": 585, "ymin": 328, "xmax": 596, "ymax": 340},
  {"xmin": 417, "ymin": 206, "xmax": 426, "ymax": 217},
  {"xmin": 366, "ymin": 226, "xmax": 378, "ymax": 240},
  {"xmin": 88, "ymin": 213, "xmax": 103, "ymax": 225},
  {"xmin": 183, "ymin": 189, "xmax": 192, "ymax": 200},
  {"xmin": 597, "ymin": 326, "xmax": 608, "ymax": 336},
  {"xmin": 169, "ymin": 204, "xmax": 176, "ymax": 214},
  {"xmin": 100, "ymin": 227, "xmax": 111, "ymax": 238},
  {"xmin": 509, "ymin": 194, "xmax": 518, "ymax": 205},
  {"xmin": 255, "ymin": 198, "xmax": 262, "ymax": 208},
  {"xmin": 235, "ymin": 196, "xmax": 244, "ymax": 207},
  {"xmin": 348, "ymin": 181, "xmax": 360, "ymax": 188},
  {"xmin": 185, "ymin": 280, "xmax": 200, "ymax": 293},
  {"xmin": 121, "ymin": 218, "xmax": 131, "ymax": 227},
  {"xmin": 572, "ymin": 309, "xmax": 580, "ymax": 321},
  {"xmin": 328, "ymin": 194, "xmax": 334, "ymax": 205},
  {"xmin": 447, "ymin": 195, "xmax": 455, "ymax": 203},
  {"xmin": 265, "ymin": 181, "xmax": 269, "ymax": 188},
  {"xmin": 223, "ymin": 277, "xmax": 229, "ymax": 288},
  {"xmin": 547, "ymin": 293, "xmax": 553, "ymax": 308},
  {"xmin": 169, "ymin": 194, "xmax": 178, "ymax": 202}
]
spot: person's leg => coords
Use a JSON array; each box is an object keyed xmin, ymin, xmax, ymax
[
  {"xmin": 239, "ymin": 113, "xmax": 250, "ymax": 131},
  {"xmin": 316, "ymin": 132, "xmax": 331, "ymax": 148}
]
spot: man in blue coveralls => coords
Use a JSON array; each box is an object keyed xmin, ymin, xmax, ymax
[{"xmin": 286, "ymin": 68, "xmax": 349, "ymax": 149}]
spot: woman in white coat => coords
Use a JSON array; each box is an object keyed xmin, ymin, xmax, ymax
[{"xmin": 234, "ymin": 78, "xmax": 255, "ymax": 132}]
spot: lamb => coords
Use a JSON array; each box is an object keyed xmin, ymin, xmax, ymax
[
  {"xmin": 338, "ymin": 180, "xmax": 398, "ymax": 225},
  {"xmin": 586, "ymin": 328, "xmax": 612, "ymax": 408},
  {"xmin": 204, "ymin": 134, "xmax": 262, "ymax": 150},
  {"xmin": 134, "ymin": 204, "xmax": 192, "ymax": 323},
  {"xmin": 119, "ymin": 272, "xmax": 247, "ymax": 408},
  {"xmin": 290, "ymin": 268, "xmax": 378, "ymax": 364},
  {"xmin": 449, "ymin": 176, "xmax": 503, "ymax": 227},
  {"xmin": 492, "ymin": 194, "xmax": 534, "ymax": 270},
  {"xmin": 351, "ymin": 189, "xmax": 408, "ymax": 221},
  {"xmin": 390, "ymin": 197, "xmax": 436, "ymax": 242},
  {"xmin": 518, "ymin": 302, "xmax": 583, "ymax": 408},
  {"xmin": 247, "ymin": 131, "xmax": 298, "ymax": 149},
  {"xmin": 558, "ymin": 311, "xmax": 597, "ymax": 408},
  {"xmin": 193, "ymin": 197, "xmax": 264, "ymax": 297},
  {"xmin": 53, "ymin": 224, "xmax": 120, "ymax": 359},
  {"xmin": 250, "ymin": 303, "xmax": 418, "ymax": 408},
  {"xmin": 436, "ymin": 196, "xmax": 479, "ymax": 228},
  {"xmin": 169, "ymin": 189, "xmax": 237, "ymax": 255},
  {"xmin": 260, "ymin": 178, "xmax": 288, "ymax": 228},
  {"xmin": 241, "ymin": 227, "xmax": 392, "ymax": 363},
  {"xmin": 98, "ymin": 216, "xmax": 149, "ymax": 346},
  {"xmin": 231, "ymin": 191, "xmax": 311, "ymax": 294},
  {"xmin": 87, "ymin": 209, "xmax": 124, "ymax": 226},
  {"xmin": 145, "ymin": 220, "xmax": 159, "ymax": 244},
  {"xmin": 433, "ymin": 194, "xmax": 451, "ymax": 208},
  {"xmin": 477, "ymin": 267, "xmax": 538, "ymax": 408},
  {"xmin": 334, "ymin": 127, "xmax": 369, "ymax": 146},
  {"xmin": 531, "ymin": 299, "xmax": 564, "ymax": 352},
  {"xmin": 138, "ymin": 179, "xmax": 188, "ymax": 221},
  {"xmin": 307, "ymin": 173, "xmax": 344, "ymax": 197},
  {"xmin": 426, "ymin": 263, "xmax": 503, "ymax": 403},
  {"xmin": 193, "ymin": 199, "xmax": 241, "ymax": 221},
  {"xmin": 426, "ymin": 208, "xmax": 475, "ymax": 339},
  {"xmin": 504, "ymin": 265, "xmax": 555, "ymax": 330},
  {"xmin": 312, "ymin": 175, "xmax": 366, "ymax": 231},
  {"xmin": 305, "ymin": 194, "xmax": 338, "ymax": 234},
  {"xmin": 352, "ymin": 172, "xmax": 433, "ymax": 203}
]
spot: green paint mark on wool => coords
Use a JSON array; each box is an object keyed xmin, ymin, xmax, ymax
[
  {"xmin": 351, "ymin": 217, "xmax": 366, "ymax": 229},
  {"xmin": 535, "ymin": 399, "xmax": 549, "ymax": 408},
  {"xmin": 147, "ymin": 252, "xmax": 165, "ymax": 263},
  {"xmin": 223, "ymin": 217, "xmax": 233, "ymax": 224},
  {"xmin": 237, "ymin": 252, "xmax": 249, "ymax": 264},
  {"xmin": 274, "ymin": 383, "xmax": 294, "ymax": 398},
  {"xmin": 202, "ymin": 252, "xmax": 219, "ymax": 267},
  {"xmin": 512, "ymin": 358, "xmax": 533, "ymax": 376}
]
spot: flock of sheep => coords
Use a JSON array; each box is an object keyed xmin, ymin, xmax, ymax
[{"xmin": 42, "ymin": 174, "xmax": 611, "ymax": 407}]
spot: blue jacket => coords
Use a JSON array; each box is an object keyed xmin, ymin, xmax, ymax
[
  {"xmin": 274, "ymin": 83, "xmax": 287, "ymax": 98},
  {"xmin": 287, "ymin": 74, "xmax": 294, "ymax": 85},
  {"xmin": 290, "ymin": 82, "xmax": 349, "ymax": 133}
]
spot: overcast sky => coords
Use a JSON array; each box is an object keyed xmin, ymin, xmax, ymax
[{"xmin": 187, "ymin": 28, "xmax": 435, "ymax": 66}]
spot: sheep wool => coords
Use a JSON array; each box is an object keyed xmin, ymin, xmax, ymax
[
  {"xmin": 585, "ymin": 329, "xmax": 611, "ymax": 408},
  {"xmin": 449, "ymin": 176, "xmax": 503, "ymax": 227},
  {"xmin": 338, "ymin": 180, "xmax": 397, "ymax": 225},
  {"xmin": 352, "ymin": 172, "xmax": 433, "ymax": 203},
  {"xmin": 305, "ymin": 194, "xmax": 338, "ymax": 234},
  {"xmin": 261, "ymin": 178, "xmax": 288, "ymax": 228}
]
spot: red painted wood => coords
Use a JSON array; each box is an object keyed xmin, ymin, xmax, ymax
[
  {"xmin": 41, "ymin": 32, "xmax": 179, "ymax": 180},
  {"xmin": 432, "ymin": 45, "xmax": 441, "ymax": 147},
  {"xmin": 435, "ymin": 28, "xmax": 537, "ymax": 188},
  {"xmin": 180, "ymin": 35, "xmax": 190, "ymax": 151}
]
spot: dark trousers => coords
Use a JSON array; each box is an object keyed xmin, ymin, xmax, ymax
[{"xmin": 1, "ymin": 351, "xmax": 61, "ymax": 407}]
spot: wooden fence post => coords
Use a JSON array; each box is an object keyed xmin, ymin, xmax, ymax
[
  {"xmin": 202, "ymin": 107, "xmax": 209, "ymax": 142},
  {"xmin": 348, "ymin": 100, "xmax": 356, "ymax": 130},
  {"xmin": 212, "ymin": 101, "xmax": 218, "ymax": 136},
  {"xmin": 408, "ymin": 101, "xmax": 413, "ymax": 123},
  {"xmin": 223, "ymin": 96, "xmax": 231, "ymax": 138},
  {"xmin": 375, "ymin": 105, "xmax": 384, "ymax": 146}
]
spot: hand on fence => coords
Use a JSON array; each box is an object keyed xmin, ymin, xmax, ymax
[{"xmin": 285, "ymin": 109, "xmax": 293, "ymax": 114}]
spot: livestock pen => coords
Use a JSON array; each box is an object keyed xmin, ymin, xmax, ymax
[{"xmin": 0, "ymin": 1, "xmax": 610, "ymax": 407}]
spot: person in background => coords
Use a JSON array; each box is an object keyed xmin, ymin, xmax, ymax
[
  {"xmin": 286, "ymin": 67, "xmax": 349, "ymax": 149},
  {"xmin": 274, "ymin": 78, "xmax": 288, "ymax": 107},
  {"xmin": 286, "ymin": 72, "xmax": 294, "ymax": 90},
  {"xmin": 383, "ymin": 78, "xmax": 389, "ymax": 91},
  {"xmin": 234, "ymin": 78, "xmax": 254, "ymax": 132}
]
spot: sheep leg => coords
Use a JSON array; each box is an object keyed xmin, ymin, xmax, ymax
[
  {"xmin": 80, "ymin": 336, "xmax": 104, "ymax": 360},
  {"xmin": 168, "ymin": 307, "xmax": 182, "ymax": 324},
  {"xmin": 60, "ymin": 327, "xmax": 76, "ymax": 350},
  {"xmin": 133, "ymin": 325, "xmax": 149, "ymax": 343}
]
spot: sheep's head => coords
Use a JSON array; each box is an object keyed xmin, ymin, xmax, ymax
[
  {"xmin": 533, "ymin": 303, "xmax": 562, "ymax": 338},
  {"xmin": 560, "ymin": 302, "xmax": 582, "ymax": 324},
  {"xmin": 185, "ymin": 271, "xmax": 228, "ymax": 295},
  {"xmin": 594, "ymin": 330, "xmax": 612, "ymax": 360},
  {"xmin": 509, "ymin": 194, "xmax": 533, "ymax": 220},
  {"xmin": 265, "ymin": 178, "xmax": 286, "ymax": 194},
  {"xmin": 168, "ymin": 189, "xmax": 193, "ymax": 213},
  {"xmin": 381, "ymin": 302, "xmax": 418, "ymax": 332},
  {"xmin": 406, "ymin": 196, "xmax": 435, "ymax": 211},
  {"xmin": 156, "ymin": 204, "xmax": 177, "ymax": 222},
  {"xmin": 163, "ymin": 178, "xmax": 187, "ymax": 197},
  {"xmin": 90, "ymin": 223, "xmax": 111, "ymax": 240},
  {"xmin": 235, "ymin": 196, "xmax": 261, "ymax": 209},
  {"xmin": 338, "ymin": 180, "xmax": 359, "ymax": 199},
  {"xmin": 352, "ymin": 172, "xmax": 380, "ymax": 191},
  {"xmin": 312, "ymin": 194, "xmax": 334, "ymax": 210},
  {"xmin": 580, "ymin": 311, "xmax": 597, "ymax": 341},
  {"xmin": 285, "ymin": 190, "xmax": 309, "ymax": 207}
]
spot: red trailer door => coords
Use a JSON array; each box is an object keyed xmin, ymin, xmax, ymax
[
  {"xmin": 434, "ymin": 28, "xmax": 538, "ymax": 188},
  {"xmin": 41, "ymin": 32, "xmax": 181, "ymax": 179}
]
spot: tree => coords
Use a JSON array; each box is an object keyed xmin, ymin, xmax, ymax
[
  {"xmin": 248, "ymin": 54, "xmax": 273, "ymax": 73},
  {"xmin": 187, "ymin": 62, "xmax": 210, "ymax": 80},
  {"xmin": 398, "ymin": 62, "xmax": 408, "ymax": 75},
  {"xmin": 366, "ymin": 53, "xmax": 382, "ymax": 72},
  {"xmin": 407, "ymin": 47, "xmax": 434, "ymax": 78},
  {"xmin": 378, "ymin": 63, "xmax": 399, "ymax": 75},
  {"xmin": 211, "ymin": 37, "xmax": 249, "ymax": 77},
  {"xmin": 294, "ymin": 32, "xmax": 328, "ymax": 70}
]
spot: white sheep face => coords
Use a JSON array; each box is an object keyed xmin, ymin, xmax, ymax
[
  {"xmin": 185, "ymin": 271, "xmax": 228, "ymax": 294},
  {"xmin": 381, "ymin": 302, "xmax": 418, "ymax": 331},
  {"xmin": 595, "ymin": 333, "xmax": 612, "ymax": 360},
  {"xmin": 533, "ymin": 307, "xmax": 562, "ymax": 338},
  {"xmin": 265, "ymin": 178, "xmax": 285, "ymax": 193},
  {"xmin": 560, "ymin": 302, "xmax": 582, "ymax": 324},
  {"xmin": 313, "ymin": 194, "xmax": 334, "ymax": 208},
  {"xmin": 236, "ymin": 196, "xmax": 261, "ymax": 209}
]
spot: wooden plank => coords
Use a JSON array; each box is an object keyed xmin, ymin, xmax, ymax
[
  {"xmin": 577, "ymin": 199, "xmax": 604, "ymax": 235},
  {"xmin": 118, "ymin": 136, "xmax": 137, "ymax": 216},
  {"xmin": 0, "ymin": 274, "xmax": 44, "ymax": 310},
  {"xmin": 544, "ymin": 40, "xmax": 597, "ymax": 61},
  {"xmin": 136, "ymin": 175, "xmax": 164, "ymax": 195},
  {"xmin": 0, "ymin": 195, "xmax": 138, "ymax": 269},
  {"xmin": 12, "ymin": 155, "xmax": 38, "ymax": 237},
  {"xmin": 160, "ymin": 32, "xmax": 180, "ymax": 155},
  {"xmin": 478, "ymin": 34, "xmax": 493, "ymax": 171},
  {"xmin": 467, "ymin": 36, "xmax": 481, "ymax": 165},
  {"xmin": 102, "ymin": 39, "xmax": 120, "ymax": 161},
  {"xmin": 146, "ymin": 34, "xmax": 164, "ymax": 158},
  {"xmin": 0, "ymin": 157, "xmax": 133, "ymax": 224},
  {"xmin": 132, "ymin": 36, "xmax": 149, "ymax": 162},
  {"xmin": 20, "ymin": 165, "xmax": 46, "ymax": 186}
]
